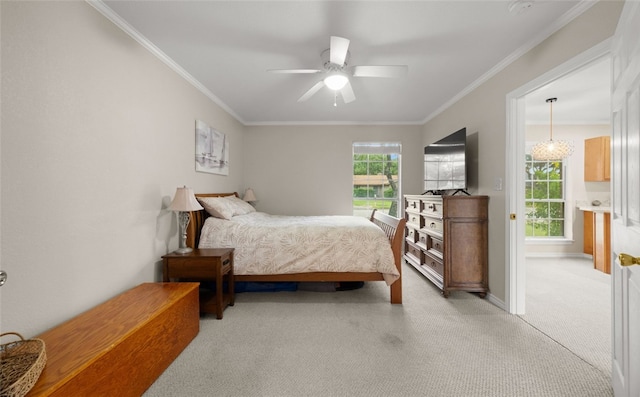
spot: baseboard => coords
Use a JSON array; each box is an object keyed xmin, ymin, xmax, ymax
[
  {"xmin": 525, "ymin": 252, "xmax": 592, "ymax": 259},
  {"xmin": 486, "ymin": 292, "xmax": 506, "ymax": 311}
]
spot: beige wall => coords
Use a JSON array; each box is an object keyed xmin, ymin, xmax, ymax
[
  {"xmin": 0, "ymin": 1, "xmax": 625, "ymax": 336},
  {"xmin": 421, "ymin": 1, "xmax": 623, "ymax": 303},
  {"xmin": 244, "ymin": 125, "xmax": 423, "ymax": 216},
  {"xmin": 1, "ymin": 2, "xmax": 245, "ymax": 335}
]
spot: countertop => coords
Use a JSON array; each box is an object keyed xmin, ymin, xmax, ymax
[{"xmin": 578, "ymin": 206, "xmax": 611, "ymax": 212}]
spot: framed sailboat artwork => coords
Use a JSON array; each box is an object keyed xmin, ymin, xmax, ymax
[{"xmin": 195, "ymin": 119, "xmax": 229, "ymax": 175}]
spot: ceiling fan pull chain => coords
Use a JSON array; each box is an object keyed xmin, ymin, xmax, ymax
[{"xmin": 334, "ymin": 91, "xmax": 338, "ymax": 107}]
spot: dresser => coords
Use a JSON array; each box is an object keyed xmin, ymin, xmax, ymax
[{"xmin": 404, "ymin": 194, "xmax": 489, "ymax": 298}]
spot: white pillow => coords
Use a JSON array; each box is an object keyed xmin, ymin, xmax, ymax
[
  {"xmin": 225, "ymin": 195, "xmax": 256, "ymax": 216},
  {"xmin": 197, "ymin": 197, "xmax": 234, "ymax": 220}
]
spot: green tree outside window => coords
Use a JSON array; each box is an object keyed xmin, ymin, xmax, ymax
[
  {"xmin": 352, "ymin": 145, "xmax": 401, "ymax": 218},
  {"xmin": 525, "ymin": 154, "xmax": 566, "ymax": 237}
]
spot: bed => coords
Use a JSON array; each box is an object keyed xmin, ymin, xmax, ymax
[{"xmin": 185, "ymin": 193, "xmax": 405, "ymax": 303}]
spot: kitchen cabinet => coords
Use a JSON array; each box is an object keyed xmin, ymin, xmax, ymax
[
  {"xmin": 583, "ymin": 210, "xmax": 593, "ymax": 255},
  {"xmin": 584, "ymin": 136, "xmax": 610, "ymax": 181},
  {"xmin": 592, "ymin": 211, "xmax": 611, "ymax": 274},
  {"xmin": 580, "ymin": 206, "xmax": 611, "ymax": 274}
]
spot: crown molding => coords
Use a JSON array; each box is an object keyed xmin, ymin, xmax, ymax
[
  {"xmin": 421, "ymin": 0, "xmax": 598, "ymax": 125},
  {"xmin": 86, "ymin": 0, "xmax": 246, "ymax": 125}
]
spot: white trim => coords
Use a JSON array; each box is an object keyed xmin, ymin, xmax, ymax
[
  {"xmin": 422, "ymin": 0, "xmax": 597, "ymax": 125},
  {"xmin": 89, "ymin": 0, "xmax": 596, "ymax": 128},
  {"xmin": 486, "ymin": 293, "xmax": 506, "ymax": 312},
  {"xmin": 506, "ymin": 95, "xmax": 527, "ymax": 314},
  {"xmin": 86, "ymin": 0, "xmax": 246, "ymax": 124},
  {"xmin": 505, "ymin": 39, "xmax": 612, "ymax": 315},
  {"xmin": 244, "ymin": 120, "xmax": 424, "ymax": 127},
  {"xmin": 525, "ymin": 253, "xmax": 591, "ymax": 259},
  {"xmin": 525, "ymin": 238, "xmax": 575, "ymax": 245}
]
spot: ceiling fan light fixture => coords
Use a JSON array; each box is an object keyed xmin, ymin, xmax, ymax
[{"xmin": 324, "ymin": 73, "xmax": 348, "ymax": 91}]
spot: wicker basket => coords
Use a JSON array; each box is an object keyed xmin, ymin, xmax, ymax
[{"xmin": 0, "ymin": 332, "xmax": 46, "ymax": 397}]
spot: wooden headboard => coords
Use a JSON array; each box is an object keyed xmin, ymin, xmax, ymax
[{"xmin": 186, "ymin": 192, "xmax": 239, "ymax": 249}]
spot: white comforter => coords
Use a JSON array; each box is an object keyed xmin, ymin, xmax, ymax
[{"xmin": 198, "ymin": 212, "xmax": 399, "ymax": 285}]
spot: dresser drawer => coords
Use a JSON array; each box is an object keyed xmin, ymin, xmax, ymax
[
  {"xmin": 406, "ymin": 199, "xmax": 421, "ymax": 212},
  {"xmin": 424, "ymin": 252, "xmax": 444, "ymax": 277},
  {"xmin": 406, "ymin": 227, "xmax": 418, "ymax": 244},
  {"xmin": 417, "ymin": 230, "xmax": 428, "ymax": 249},
  {"xmin": 422, "ymin": 198, "xmax": 443, "ymax": 217},
  {"xmin": 430, "ymin": 236, "xmax": 444, "ymax": 255},
  {"xmin": 422, "ymin": 218, "xmax": 443, "ymax": 235},
  {"xmin": 405, "ymin": 243, "xmax": 424, "ymax": 263},
  {"xmin": 406, "ymin": 211, "xmax": 422, "ymax": 228}
]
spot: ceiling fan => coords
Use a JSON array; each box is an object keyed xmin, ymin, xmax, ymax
[{"xmin": 268, "ymin": 36, "xmax": 408, "ymax": 105}]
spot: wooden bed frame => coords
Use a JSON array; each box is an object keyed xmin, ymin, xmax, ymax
[{"xmin": 186, "ymin": 193, "xmax": 405, "ymax": 304}]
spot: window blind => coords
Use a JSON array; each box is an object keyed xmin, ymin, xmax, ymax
[{"xmin": 353, "ymin": 142, "xmax": 402, "ymax": 155}]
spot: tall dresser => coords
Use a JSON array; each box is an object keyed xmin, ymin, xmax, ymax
[{"xmin": 404, "ymin": 194, "xmax": 489, "ymax": 298}]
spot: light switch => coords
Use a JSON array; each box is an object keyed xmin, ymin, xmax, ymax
[{"xmin": 494, "ymin": 177, "xmax": 503, "ymax": 191}]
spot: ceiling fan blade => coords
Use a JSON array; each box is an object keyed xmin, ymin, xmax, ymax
[
  {"xmin": 297, "ymin": 81, "xmax": 325, "ymax": 102},
  {"xmin": 268, "ymin": 69, "xmax": 322, "ymax": 74},
  {"xmin": 341, "ymin": 81, "xmax": 356, "ymax": 104},
  {"xmin": 352, "ymin": 65, "xmax": 408, "ymax": 78},
  {"xmin": 330, "ymin": 36, "xmax": 350, "ymax": 66}
]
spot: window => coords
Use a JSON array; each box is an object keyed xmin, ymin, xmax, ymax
[
  {"xmin": 525, "ymin": 149, "xmax": 566, "ymax": 238},
  {"xmin": 352, "ymin": 142, "xmax": 401, "ymax": 218}
]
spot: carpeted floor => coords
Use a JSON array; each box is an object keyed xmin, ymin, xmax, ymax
[
  {"xmin": 519, "ymin": 256, "xmax": 611, "ymax": 375},
  {"xmin": 144, "ymin": 262, "xmax": 612, "ymax": 397}
]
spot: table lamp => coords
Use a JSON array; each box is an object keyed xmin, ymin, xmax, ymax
[
  {"xmin": 243, "ymin": 188, "xmax": 257, "ymax": 203},
  {"xmin": 169, "ymin": 186, "xmax": 203, "ymax": 254}
]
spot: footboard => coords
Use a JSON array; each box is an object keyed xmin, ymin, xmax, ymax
[{"xmin": 370, "ymin": 209, "xmax": 406, "ymax": 304}]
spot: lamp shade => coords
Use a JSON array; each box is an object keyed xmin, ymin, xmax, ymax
[
  {"xmin": 324, "ymin": 73, "xmax": 348, "ymax": 91},
  {"xmin": 243, "ymin": 188, "xmax": 257, "ymax": 202},
  {"xmin": 169, "ymin": 186, "xmax": 203, "ymax": 212},
  {"xmin": 531, "ymin": 97, "xmax": 574, "ymax": 161},
  {"xmin": 531, "ymin": 139, "xmax": 574, "ymax": 161}
]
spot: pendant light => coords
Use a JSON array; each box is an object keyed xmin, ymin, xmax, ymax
[{"xmin": 531, "ymin": 97, "xmax": 574, "ymax": 161}]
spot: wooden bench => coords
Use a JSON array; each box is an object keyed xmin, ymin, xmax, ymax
[{"xmin": 27, "ymin": 282, "xmax": 199, "ymax": 396}]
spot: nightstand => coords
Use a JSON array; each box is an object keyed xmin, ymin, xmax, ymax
[{"xmin": 162, "ymin": 248, "xmax": 235, "ymax": 319}]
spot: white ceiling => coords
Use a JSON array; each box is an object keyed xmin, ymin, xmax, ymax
[
  {"xmin": 525, "ymin": 56, "xmax": 610, "ymax": 125},
  {"xmin": 98, "ymin": 0, "xmax": 605, "ymax": 126}
]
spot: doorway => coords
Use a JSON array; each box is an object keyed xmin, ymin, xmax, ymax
[
  {"xmin": 506, "ymin": 39, "xmax": 612, "ymax": 315},
  {"xmin": 506, "ymin": 40, "xmax": 613, "ymax": 376}
]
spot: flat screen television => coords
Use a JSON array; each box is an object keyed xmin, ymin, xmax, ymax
[{"xmin": 424, "ymin": 128, "xmax": 467, "ymax": 195}]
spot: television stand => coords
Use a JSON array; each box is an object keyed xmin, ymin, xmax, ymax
[{"xmin": 403, "ymin": 195, "xmax": 488, "ymax": 298}]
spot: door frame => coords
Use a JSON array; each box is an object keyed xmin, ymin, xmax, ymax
[{"xmin": 505, "ymin": 39, "xmax": 612, "ymax": 314}]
